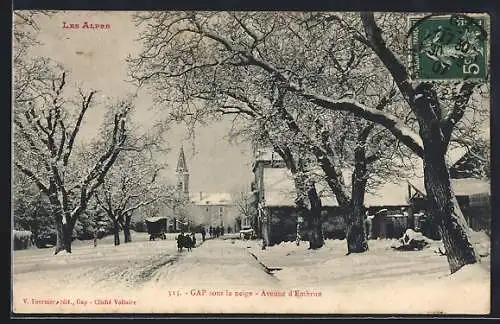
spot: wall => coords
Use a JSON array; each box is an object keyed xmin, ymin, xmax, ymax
[
  {"xmin": 262, "ymin": 206, "xmax": 347, "ymax": 246},
  {"xmin": 461, "ymin": 193, "xmax": 491, "ymax": 233},
  {"xmin": 188, "ymin": 203, "xmax": 238, "ymax": 229}
]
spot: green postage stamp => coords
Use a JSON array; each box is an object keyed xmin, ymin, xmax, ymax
[{"xmin": 408, "ymin": 14, "xmax": 489, "ymax": 81}]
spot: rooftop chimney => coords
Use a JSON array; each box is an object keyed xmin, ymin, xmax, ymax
[{"xmin": 200, "ymin": 191, "xmax": 203, "ymax": 201}]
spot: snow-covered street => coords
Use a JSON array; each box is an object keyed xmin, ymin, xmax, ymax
[{"xmin": 12, "ymin": 232, "xmax": 490, "ymax": 314}]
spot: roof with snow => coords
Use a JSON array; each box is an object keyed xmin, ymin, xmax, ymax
[
  {"xmin": 145, "ymin": 216, "xmax": 168, "ymax": 223},
  {"xmin": 256, "ymin": 145, "xmax": 474, "ymax": 207},
  {"xmin": 408, "ymin": 177, "xmax": 490, "ymax": 197},
  {"xmin": 446, "ymin": 146, "xmax": 469, "ymax": 167},
  {"xmin": 191, "ymin": 192, "xmax": 233, "ymax": 206},
  {"xmin": 262, "ymin": 167, "xmax": 410, "ymax": 207}
]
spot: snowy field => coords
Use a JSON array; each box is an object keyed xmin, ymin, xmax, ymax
[{"xmin": 12, "ymin": 231, "xmax": 490, "ymax": 314}]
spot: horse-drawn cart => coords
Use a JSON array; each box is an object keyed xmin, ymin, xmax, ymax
[{"xmin": 145, "ymin": 216, "xmax": 167, "ymax": 241}]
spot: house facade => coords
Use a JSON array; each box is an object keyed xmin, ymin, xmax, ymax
[
  {"xmin": 189, "ymin": 192, "xmax": 238, "ymax": 232},
  {"xmin": 251, "ymin": 144, "xmax": 490, "ymax": 245},
  {"xmin": 251, "ymin": 148, "xmax": 411, "ymax": 246}
]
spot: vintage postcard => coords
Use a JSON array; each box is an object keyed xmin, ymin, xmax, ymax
[{"xmin": 11, "ymin": 10, "xmax": 491, "ymax": 315}]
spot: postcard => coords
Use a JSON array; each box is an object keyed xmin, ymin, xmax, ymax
[{"xmin": 12, "ymin": 10, "xmax": 491, "ymax": 315}]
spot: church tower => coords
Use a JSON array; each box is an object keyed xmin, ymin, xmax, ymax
[{"xmin": 176, "ymin": 146, "xmax": 190, "ymax": 201}]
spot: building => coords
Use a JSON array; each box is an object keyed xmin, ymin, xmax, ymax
[
  {"xmin": 407, "ymin": 177, "xmax": 491, "ymax": 235},
  {"xmin": 251, "ymin": 148, "xmax": 411, "ymax": 246},
  {"xmin": 189, "ymin": 192, "xmax": 237, "ymax": 230},
  {"xmin": 405, "ymin": 145, "xmax": 491, "ymax": 238},
  {"xmin": 251, "ymin": 143, "xmax": 491, "ymax": 245},
  {"xmin": 171, "ymin": 147, "xmax": 238, "ymax": 232}
]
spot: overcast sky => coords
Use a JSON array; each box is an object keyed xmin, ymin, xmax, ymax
[
  {"xmin": 22, "ymin": 10, "xmax": 255, "ymax": 195},
  {"xmin": 16, "ymin": 10, "xmax": 490, "ymax": 195}
]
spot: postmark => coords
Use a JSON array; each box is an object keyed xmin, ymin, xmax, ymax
[{"xmin": 408, "ymin": 14, "xmax": 489, "ymax": 81}]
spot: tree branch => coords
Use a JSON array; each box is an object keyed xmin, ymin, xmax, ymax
[
  {"xmin": 360, "ymin": 13, "xmax": 415, "ymax": 106},
  {"xmin": 296, "ymin": 91, "xmax": 424, "ymax": 158},
  {"xmin": 63, "ymin": 90, "xmax": 96, "ymax": 166},
  {"xmin": 442, "ymin": 82, "xmax": 477, "ymax": 144},
  {"xmin": 14, "ymin": 162, "xmax": 49, "ymax": 195}
]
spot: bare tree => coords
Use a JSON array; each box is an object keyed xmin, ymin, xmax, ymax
[
  {"xmin": 230, "ymin": 190, "xmax": 257, "ymax": 231},
  {"xmin": 13, "ymin": 59, "xmax": 133, "ymax": 254},
  {"xmin": 129, "ymin": 12, "xmax": 412, "ymax": 253},
  {"xmin": 94, "ymin": 150, "xmax": 168, "ymax": 245},
  {"xmin": 129, "ymin": 12, "xmax": 488, "ymax": 272},
  {"xmin": 13, "ymin": 10, "xmax": 56, "ymax": 65}
]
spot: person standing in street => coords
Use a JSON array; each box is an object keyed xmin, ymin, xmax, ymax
[
  {"xmin": 201, "ymin": 228, "xmax": 206, "ymax": 241},
  {"xmin": 177, "ymin": 232, "xmax": 184, "ymax": 252},
  {"xmin": 191, "ymin": 232, "xmax": 197, "ymax": 247}
]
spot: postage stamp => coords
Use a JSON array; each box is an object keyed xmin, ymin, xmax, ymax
[{"xmin": 408, "ymin": 14, "xmax": 489, "ymax": 81}]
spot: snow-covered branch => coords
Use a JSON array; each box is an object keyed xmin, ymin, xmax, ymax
[
  {"xmin": 360, "ymin": 13, "xmax": 414, "ymax": 105},
  {"xmin": 295, "ymin": 92, "xmax": 424, "ymax": 158}
]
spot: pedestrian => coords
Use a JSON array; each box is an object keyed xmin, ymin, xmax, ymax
[
  {"xmin": 209, "ymin": 226, "xmax": 214, "ymax": 238},
  {"xmin": 185, "ymin": 234, "xmax": 193, "ymax": 252},
  {"xmin": 227, "ymin": 226, "xmax": 231, "ymax": 234},
  {"xmin": 215, "ymin": 226, "xmax": 220, "ymax": 238},
  {"xmin": 221, "ymin": 226, "xmax": 225, "ymax": 236},
  {"xmin": 177, "ymin": 232, "xmax": 184, "ymax": 252},
  {"xmin": 201, "ymin": 228, "xmax": 206, "ymax": 241},
  {"xmin": 191, "ymin": 232, "xmax": 196, "ymax": 247}
]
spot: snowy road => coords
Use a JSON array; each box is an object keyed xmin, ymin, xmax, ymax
[
  {"xmin": 147, "ymin": 239, "xmax": 279, "ymax": 288},
  {"xmin": 12, "ymin": 234, "xmax": 490, "ymax": 314}
]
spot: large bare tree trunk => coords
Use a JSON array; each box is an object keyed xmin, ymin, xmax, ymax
[
  {"xmin": 51, "ymin": 196, "xmax": 74, "ymax": 255},
  {"xmin": 55, "ymin": 220, "xmax": 73, "ymax": 254},
  {"xmin": 123, "ymin": 214, "xmax": 132, "ymax": 243},
  {"xmin": 113, "ymin": 218, "xmax": 120, "ymax": 246},
  {"xmin": 346, "ymin": 143, "xmax": 369, "ymax": 254},
  {"xmin": 306, "ymin": 184, "xmax": 324, "ymax": 249},
  {"xmin": 274, "ymin": 144, "xmax": 325, "ymax": 249},
  {"xmin": 422, "ymin": 143, "xmax": 479, "ymax": 273},
  {"xmin": 347, "ymin": 187, "xmax": 368, "ymax": 254},
  {"xmin": 346, "ymin": 123, "xmax": 374, "ymax": 254},
  {"xmin": 416, "ymin": 84, "xmax": 479, "ymax": 273}
]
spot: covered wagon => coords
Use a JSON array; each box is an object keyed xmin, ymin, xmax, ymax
[{"xmin": 145, "ymin": 216, "xmax": 167, "ymax": 241}]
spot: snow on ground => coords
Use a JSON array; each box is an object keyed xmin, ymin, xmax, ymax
[
  {"xmin": 240, "ymin": 234, "xmax": 490, "ymax": 314},
  {"xmin": 13, "ymin": 232, "xmax": 202, "ymax": 306},
  {"xmin": 12, "ymin": 232, "xmax": 490, "ymax": 314}
]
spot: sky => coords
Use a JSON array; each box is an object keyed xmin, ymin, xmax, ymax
[
  {"xmin": 15, "ymin": 10, "xmax": 491, "ymax": 195},
  {"xmin": 20, "ymin": 10, "xmax": 255, "ymax": 194}
]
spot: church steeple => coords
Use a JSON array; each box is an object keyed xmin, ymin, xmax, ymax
[
  {"xmin": 176, "ymin": 146, "xmax": 188, "ymax": 173},
  {"xmin": 176, "ymin": 146, "xmax": 189, "ymax": 200}
]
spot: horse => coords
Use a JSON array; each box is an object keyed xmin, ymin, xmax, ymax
[{"xmin": 177, "ymin": 233, "xmax": 194, "ymax": 252}]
